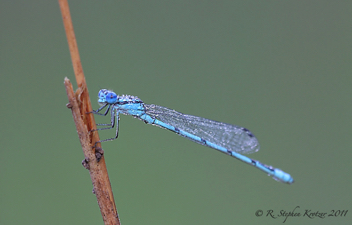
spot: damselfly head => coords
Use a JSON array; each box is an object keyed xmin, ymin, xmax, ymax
[{"xmin": 98, "ymin": 89, "xmax": 117, "ymax": 104}]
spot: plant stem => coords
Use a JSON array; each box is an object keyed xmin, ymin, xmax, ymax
[{"xmin": 59, "ymin": 0, "xmax": 120, "ymax": 224}]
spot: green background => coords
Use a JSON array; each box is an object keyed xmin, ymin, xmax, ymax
[{"xmin": 1, "ymin": 1, "xmax": 351, "ymax": 224}]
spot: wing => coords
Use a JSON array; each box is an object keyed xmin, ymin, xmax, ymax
[{"xmin": 145, "ymin": 104, "xmax": 260, "ymax": 154}]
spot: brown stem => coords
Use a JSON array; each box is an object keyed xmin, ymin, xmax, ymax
[{"xmin": 59, "ymin": 0, "xmax": 120, "ymax": 224}]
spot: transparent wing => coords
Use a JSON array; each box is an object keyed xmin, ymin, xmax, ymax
[{"xmin": 145, "ymin": 104, "xmax": 260, "ymax": 154}]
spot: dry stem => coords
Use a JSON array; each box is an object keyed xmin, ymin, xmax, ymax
[{"xmin": 59, "ymin": 0, "xmax": 120, "ymax": 224}]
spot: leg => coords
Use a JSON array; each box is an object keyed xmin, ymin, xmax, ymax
[
  {"xmin": 93, "ymin": 111, "xmax": 120, "ymax": 148},
  {"xmin": 89, "ymin": 104, "xmax": 114, "ymax": 133},
  {"xmin": 98, "ymin": 111, "xmax": 120, "ymax": 141},
  {"xmin": 95, "ymin": 106, "xmax": 116, "ymax": 131},
  {"xmin": 88, "ymin": 103, "xmax": 110, "ymax": 115},
  {"xmin": 88, "ymin": 104, "xmax": 114, "ymax": 128}
]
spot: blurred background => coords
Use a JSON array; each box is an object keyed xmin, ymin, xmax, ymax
[{"xmin": 1, "ymin": 1, "xmax": 351, "ymax": 224}]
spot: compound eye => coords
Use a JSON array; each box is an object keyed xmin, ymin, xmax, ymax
[{"xmin": 105, "ymin": 92, "xmax": 117, "ymax": 104}]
